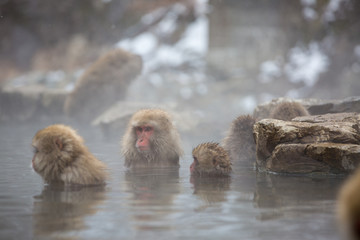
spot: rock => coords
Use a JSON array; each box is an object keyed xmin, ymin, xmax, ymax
[
  {"xmin": 253, "ymin": 96, "xmax": 360, "ymax": 120},
  {"xmin": 253, "ymin": 112, "xmax": 360, "ymax": 175},
  {"xmin": 0, "ymin": 86, "xmax": 68, "ymax": 122}
]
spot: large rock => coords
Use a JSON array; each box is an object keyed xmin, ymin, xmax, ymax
[
  {"xmin": 253, "ymin": 96, "xmax": 360, "ymax": 120},
  {"xmin": 0, "ymin": 86, "xmax": 68, "ymax": 122},
  {"xmin": 253, "ymin": 112, "xmax": 360, "ymax": 175}
]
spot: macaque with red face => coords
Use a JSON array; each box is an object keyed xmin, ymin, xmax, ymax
[
  {"xmin": 121, "ymin": 109, "xmax": 183, "ymax": 168},
  {"xmin": 337, "ymin": 169, "xmax": 360, "ymax": 240},
  {"xmin": 32, "ymin": 124, "xmax": 107, "ymax": 185},
  {"xmin": 190, "ymin": 142, "xmax": 232, "ymax": 177}
]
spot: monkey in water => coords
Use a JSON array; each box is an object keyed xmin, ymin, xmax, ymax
[
  {"xmin": 190, "ymin": 142, "xmax": 232, "ymax": 177},
  {"xmin": 31, "ymin": 124, "xmax": 107, "ymax": 185},
  {"xmin": 64, "ymin": 48, "xmax": 143, "ymax": 122},
  {"xmin": 270, "ymin": 101, "xmax": 309, "ymax": 121},
  {"xmin": 121, "ymin": 109, "xmax": 184, "ymax": 168},
  {"xmin": 222, "ymin": 114, "xmax": 256, "ymax": 164},
  {"xmin": 337, "ymin": 169, "xmax": 360, "ymax": 240}
]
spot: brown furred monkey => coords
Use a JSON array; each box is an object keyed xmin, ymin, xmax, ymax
[
  {"xmin": 337, "ymin": 168, "xmax": 360, "ymax": 240},
  {"xmin": 32, "ymin": 124, "xmax": 107, "ymax": 185},
  {"xmin": 270, "ymin": 101, "xmax": 309, "ymax": 121},
  {"xmin": 190, "ymin": 142, "xmax": 232, "ymax": 177},
  {"xmin": 121, "ymin": 109, "xmax": 184, "ymax": 168},
  {"xmin": 222, "ymin": 114, "xmax": 256, "ymax": 164},
  {"xmin": 64, "ymin": 48, "xmax": 143, "ymax": 122}
]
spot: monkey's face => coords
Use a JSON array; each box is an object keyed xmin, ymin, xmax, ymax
[{"xmin": 134, "ymin": 125, "xmax": 154, "ymax": 152}]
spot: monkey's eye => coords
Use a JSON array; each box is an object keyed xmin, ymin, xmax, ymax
[
  {"xmin": 135, "ymin": 127, "xmax": 143, "ymax": 132},
  {"xmin": 33, "ymin": 147, "xmax": 39, "ymax": 154},
  {"xmin": 193, "ymin": 157, "xmax": 199, "ymax": 165},
  {"xmin": 144, "ymin": 126, "xmax": 152, "ymax": 132}
]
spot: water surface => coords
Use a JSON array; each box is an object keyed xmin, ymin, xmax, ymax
[{"xmin": 0, "ymin": 122, "xmax": 345, "ymax": 240}]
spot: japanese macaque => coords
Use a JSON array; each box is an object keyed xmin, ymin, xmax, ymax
[
  {"xmin": 190, "ymin": 142, "xmax": 232, "ymax": 177},
  {"xmin": 121, "ymin": 109, "xmax": 184, "ymax": 168},
  {"xmin": 31, "ymin": 124, "xmax": 107, "ymax": 185},
  {"xmin": 64, "ymin": 48, "xmax": 143, "ymax": 122},
  {"xmin": 337, "ymin": 169, "xmax": 360, "ymax": 240},
  {"xmin": 222, "ymin": 115, "xmax": 256, "ymax": 164},
  {"xmin": 270, "ymin": 101, "xmax": 309, "ymax": 121}
]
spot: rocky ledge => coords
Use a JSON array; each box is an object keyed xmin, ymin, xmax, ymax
[{"xmin": 253, "ymin": 112, "xmax": 360, "ymax": 175}]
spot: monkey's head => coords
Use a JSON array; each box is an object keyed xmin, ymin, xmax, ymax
[
  {"xmin": 130, "ymin": 109, "xmax": 174, "ymax": 153},
  {"xmin": 31, "ymin": 124, "xmax": 84, "ymax": 183},
  {"xmin": 190, "ymin": 143, "xmax": 232, "ymax": 177}
]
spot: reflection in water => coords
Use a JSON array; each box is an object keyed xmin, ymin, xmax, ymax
[
  {"xmin": 124, "ymin": 167, "xmax": 180, "ymax": 231},
  {"xmin": 190, "ymin": 176, "xmax": 231, "ymax": 210},
  {"xmin": 32, "ymin": 184, "xmax": 106, "ymax": 239},
  {"xmin": 254, "ymin": 173, "xmax": 343, "ymax": 222}
]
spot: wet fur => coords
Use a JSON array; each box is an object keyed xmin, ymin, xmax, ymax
[
  {"xmin": 192, "ymin": 142, "xmax": 231, "ymax": 177},
  {"xmin": 222, "ymin": 114, "xmax": 256, "ymax": 162},
  {"xmin": 337, "ymin": 168, "xmax": 360, "ymax": 240},
  {"xmin": 121, "ymin": 109, "xmax": 183, "ymax": 168},
  {"xmin": 32, "ymin": 124, "xmax": 107, "ymax": 185}
]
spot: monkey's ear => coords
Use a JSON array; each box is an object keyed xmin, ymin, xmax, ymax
[{"xmin": 54, "ymin": 138, "xmax": 64, "ymax": 151}]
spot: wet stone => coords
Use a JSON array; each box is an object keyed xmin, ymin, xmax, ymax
[{"xmin": 253, "ymin": 112, "xmax": 360, "ymax": 175}]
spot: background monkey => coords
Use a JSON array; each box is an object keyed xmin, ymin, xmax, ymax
[
  {"xmin": 222, "ymin": 114, "xmax": 256, "ymax": 165},
  {"xmin": 190, "ymin": 142, "xmax": 232, "ymax": 177},
  {"xmin": 121, "ymin": 109, "xmax": 183, "ymax": 168},
  {"xmin": 270, "ymin": 101, "xmax": 309, "ymax": 121},
  {"xmin": 32, "ymin": 124, "xmax": 107, "ymax": 185},
  {"xmin": 64, "ymin": 48, "xmax": 143, "ymax": 122}
]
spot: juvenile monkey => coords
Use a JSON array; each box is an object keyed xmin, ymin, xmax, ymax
[
  {"xmin": 270, "ymin": 101, "xmax": 309, "ymax": 121},
  {"xmin": 222, "ymin": 114, "xmax": 256, "ymax": 163},
  {"xmin": 121, "ymin": 109, "xmax": 183, "ymax": 168},
  {"xmin": 31, "ymin": 124, "xmax": 107, "ymax": 185},
  {"xmin": 337, "ymin": 169, "xmax": 360, "ymax": 240},
  {"xmin": 190, "ymin": 142, "xmax": 232, "ymax": 177},
  {"xmin": 64, "ymin": 48, "xmax": 143, "ymax": 122}
]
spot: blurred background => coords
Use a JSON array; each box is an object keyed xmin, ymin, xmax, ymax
[{"xmin": 1, "ymin": 0, "xmax": 359, "ymax": 122}]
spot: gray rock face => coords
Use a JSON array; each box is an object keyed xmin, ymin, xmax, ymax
[
  {"xmin": 0, "ymin": 86, "xmax": 68, "ymax": 122},
  {"xmin": 253, "ymin": 112, "xmax": 360, "ymax": 175},
  {"xmin": 253, "ymin": 96, "xmax": 360, "ymax": 120}
]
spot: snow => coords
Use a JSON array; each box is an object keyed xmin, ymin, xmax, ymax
[
  {"xmin": 259, "ymin": 60, "xmax": 281, "ymax": 83},
  {"xmin": 324, "ymin": 0, "xmax": 347, "ymax": 22},
  {"xmin": 303, "ymin": 7, "xmax": 318, "ymax": 20},
  {"xmin": 115, "ymin": 0, "xmax": 208, "ymax": 75},
  {"xmin": 285, "ymin": 42, "xmax": 329, "ymax": 87}
]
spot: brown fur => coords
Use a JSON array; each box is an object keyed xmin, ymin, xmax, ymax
[
  {"xmin": 222, "ymin": 114, "xmax": 256, "ymax": 163},
  {"xmin": 270, "ymin": 101, "xmax": 309, "ymax": 121},
  {"xmin": 64, "ymin": 48, "xmax": 143, "ymax": 122},
  {"xmin": 191, "ymin": 142, "xmax": 231, "ymax": 177},
  {"xmin": 337, "ymin": 169, "xmax": 360, "ymax": 240},
  {"xmin": 121, "ymin": 109, "xmax": 183, "ymax": 168},
  {"xmin": 32, "ymin": 124, "xmax": 107, "ymax": 185}
]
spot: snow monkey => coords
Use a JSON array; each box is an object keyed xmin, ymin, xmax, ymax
[
  {"xmin": 270, "ymin": 101, "xmax": 309, "ymax": 121},
  {"xmin": 31, "ymin": 124, "xmax": 107, "ymax": 185},
  {"xmin": 222, "ymin": 114, "xmax": 256, "ymax": 164},
  {"xmin": 337, "ymin": 169, "xmax": 360, "ymax": 240},
  {"xmin": 190, "ymin": 142, "xmax": 232, "ymax": 177},
  {"xmin": 121, "ymin": 109, "xmax": 184, "ymax": 168},
  {"xmin": 64, "ymin": 48, "xmax": 143, "ymax": 122}
]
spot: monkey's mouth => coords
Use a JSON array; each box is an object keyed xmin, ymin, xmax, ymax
[{"xmin": 136, "ymin": 146, "xmax": 151, "ymax": 152}]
